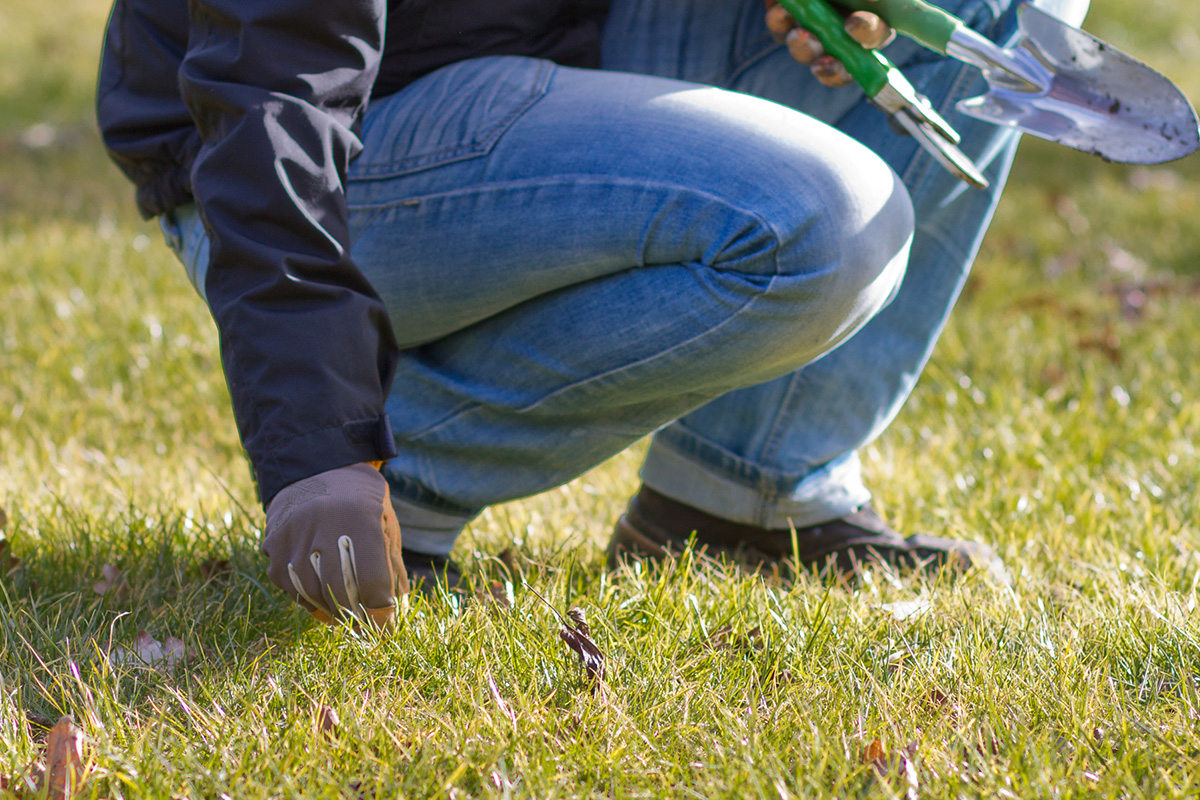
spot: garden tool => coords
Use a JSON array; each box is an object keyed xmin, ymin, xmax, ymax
[{"xmin": 778, "ymin": 0, "xmax": 1200, "ymax": 189}]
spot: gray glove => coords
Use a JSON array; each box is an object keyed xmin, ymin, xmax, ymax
[{"xmin": 263, "ymin": 462, "xmax": 409, "ymax": 629}]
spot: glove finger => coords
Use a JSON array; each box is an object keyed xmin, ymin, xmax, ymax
[
  {"xmin": 314, "ymin": 545, "xmax": 357, "ymax": 621},
  {"xmin": 380, "ymin": 482, "xmax": 410, "ymax": 597},
  {"xmin": 338, "ymin": 535, "xmax": 363, "ymax": 613},
  {"xmin": 332, "ymin": 533, "xmax": 398, "ymax": 630},
  {"xmin": 291, "ymin": 584, "xmax": 335, "ymax": 625},
  {"xmin": 264, "ymin": 528, "xmax": 333, "ymax": 620},
  {"xmin": 335, "ymin": 529, "xmax": 398, "ymax": 615},
  {"xmin": 285, "ymin": 560, "xmax": 327, "ymax": 613},
  {"xmin": 336, "ymin": 470, "xmax": 402, "ymax": 613}
]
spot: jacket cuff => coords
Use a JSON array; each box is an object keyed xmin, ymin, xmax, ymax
[{"xmin": 252, "ymin": 414, "xmax": 397, "ymax": 507}]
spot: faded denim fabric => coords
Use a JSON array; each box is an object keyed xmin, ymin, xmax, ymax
[{"xmin": 164, "ymin": 0, "xmax": 1086, "ymax": 554}]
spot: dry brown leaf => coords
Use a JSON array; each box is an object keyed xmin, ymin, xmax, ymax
[
  {"xmin": 704, "ymin": 625, "xmax": 763, "ymax": 654},
  {"xmin": 0, "ymin": 505, "xmax": 6, "ymax": 529},
  {"xmin": 863, "ymin": 739, "xmax": 920, "ymax": 800},
  {"xmin": 316, "ymin": 704, "xmax": 341, "ymax": 738},
  {"xmin": 110, "ymin": 631, "xmax": 187, "ymax": 671},
  {"xmin": 560, "ymin": 607, "xmax": 605, "ymax": 688},
  {"xmin": 497, "ymin": 547, "xmax": 518, "ymax": 574},
  {"xmin": 199, "ymin": 557, "xmax": 232, "ymax": 582},
  {"xmin": 1077, "ymin": 327, "xmax": 1122, "ymax": 364},
  {"xmin": 863, "ymin": 738, "xmax": 886, "ymax": 767},
  {"xmin": 38, "ymin": 716, "xmax": 86, "ymax": 799},
  {"xmin": 528, "ymin": 589, "xmax": 607, "ymax": 692},
  {"xmin": 0, "ymin": 532, "xmax": 21, "ymax": 576},
  {"xmin": 92, "ymin": 563, "xmax": 129, "ymax": 599},
  {"xmin": 476, "ymin": 580, "xmax": 512, "ymax": 608}
]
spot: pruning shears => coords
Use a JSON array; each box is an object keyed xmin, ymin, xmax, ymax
[
  {"xmin": 778, "ymin": 0, "xmax": 1199, "ymax": 190},
  {"xmin": 779, "ymin": 0, "xmax": 991, "ymax": 189}
]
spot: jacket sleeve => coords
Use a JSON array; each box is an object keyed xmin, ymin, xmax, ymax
[{"xmin": 177, "ymin": 0, "xmax": 400, "ymax": 505}]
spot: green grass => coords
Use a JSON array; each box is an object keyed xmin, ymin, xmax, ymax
[{"xmin": 3, "ymin": 0, "xmax": 1200, "ymax": 797}]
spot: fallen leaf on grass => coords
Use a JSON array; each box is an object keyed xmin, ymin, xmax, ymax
[
  {"xmin": 0, "ymin": 532, "xmax": 21, "ymax": 576},
  {"xmin": 528, "ymin": 587, "xmax": 606, "ymax": 691},
  {"xmin": 560, "ymin": 607, "xmax": 605, "ymax": 686},
  {"xmin": 315, "ymin": 704, "xmax": 340, "ymax": 738},
  {"xmin": 497, "ymin": 547, "xmax": 518, "ymax": 573},
  {"xmin": 1076, "ymin": 327, "xmax": 1122, "ymax": 364},
  {"xmin": 92, "ymin": 563, "xmax": 129, "ymax": 599},
  {"xmin": 863, "ymin": 739, "xmax": 919, "ymax": 800},
  {"xmin": 199, "ymin": 557, "xmax": 232, "ymax": 582},
  {"xmin": 109, "ymin": 631, "xmax": 187, "ymax": 671},
  {"xmin": 39, "ymin": 716, "xmax": 87, "ymax": 799},
  {"xmin": 476, "ymin": 580, "xmax": 512, "ymax": 609}
]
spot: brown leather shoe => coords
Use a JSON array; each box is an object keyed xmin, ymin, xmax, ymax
[{"xmin": 607, "ymin": 486, "xmax": 1008, "ymax": 582}]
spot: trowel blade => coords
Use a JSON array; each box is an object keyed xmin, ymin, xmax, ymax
[{"xmin": 956, "ymin": 3, "xmax": 1199, "ymax": 164}]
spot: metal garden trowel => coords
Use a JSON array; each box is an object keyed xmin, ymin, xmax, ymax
[{"xmin": 778, "ymin": 0, "xmax": 1200, "ymax": 189}]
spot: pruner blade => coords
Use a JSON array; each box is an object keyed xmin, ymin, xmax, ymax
[
  {"xmin": 778, "ymin": 0, "xmax": 990, "ymax": 189},
  {"xmin": 872, "ymin": 69, "xmax": 990, "ymax": 189}
]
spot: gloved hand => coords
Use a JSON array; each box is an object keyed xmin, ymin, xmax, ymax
[
  {"xmin": 765, "ymin": 0, "xmax": 895, "ymax": 87},
  {"xmin": 262, "ymin": 462, "xmax": 409, "ymax": 629}
]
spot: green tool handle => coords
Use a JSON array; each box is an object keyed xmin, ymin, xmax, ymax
[
  {"xmin": 817, "ymin": 0, "xmax": 964, "ymax": 54},
  {"xmin": 777, "ymin": 0, "xmax": 893, "ymax": 95}
]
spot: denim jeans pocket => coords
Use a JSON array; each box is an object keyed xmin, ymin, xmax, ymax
[{"xmin": 349, "ymin": 56, "xmax": 555, "ymax": 182}]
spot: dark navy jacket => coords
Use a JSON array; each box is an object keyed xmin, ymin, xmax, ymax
[{"xmin": 96, "ymin": 0, "xmax": 608, "ymax": 505}]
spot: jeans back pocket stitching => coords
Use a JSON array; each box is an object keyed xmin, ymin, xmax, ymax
[{"xmin": 351, "ymin": 59, "xmax": 554, "ymax": 181}]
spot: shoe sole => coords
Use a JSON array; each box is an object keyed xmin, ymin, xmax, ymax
[
  {"xmin": 608, "ymin": 513, "xmax": 1008, "ymax": 584},
  {"xmin": 606, "ymin": 514, "xmax": 671, "ymax": 571}
]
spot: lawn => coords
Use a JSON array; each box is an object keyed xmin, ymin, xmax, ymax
[{"xmin": 2, "ymin": 0, "xmax": 1200, "ymax": 797}]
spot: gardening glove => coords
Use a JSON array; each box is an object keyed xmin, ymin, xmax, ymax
[
  {"xmin": 263, "ymin": 462, "xmax": 409, "ymax": 629},
  {"xmin": 765, "ymin": 0, "xmax": 895, "ymax": 87}
]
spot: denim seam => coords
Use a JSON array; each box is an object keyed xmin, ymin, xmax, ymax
[
  {"xmin": 521, "ymin": 273, "xmax": 778, "ymax": 413},
  {"xmin": 350, "ymin": 60, "xmax": 554, "ymax": 181},
  {"xmin": 384, "ymin": 468, "xmax": 478, "ymax": 518},
  {"xmin": 915, "ymin": 217, "xmax": 971, "ymax": 262},
  {"xmin": 655, "ymin": 424, "xmax": 864, "ymax": 508},
  {"xmin": 415, "ymin": 278, "xmax": 777, "ymax": 443},
  {"xmin": 348, "ymin": 174, "xmax": 782, "ymax": 242},
  {"xmin": 725, "ymin": 37, "xmax": 782, "ymax": 91},
  {"xmin": 654, "ymin": 428, "xmax": 766, "ymax": 492},
  {"xmin": 401, "ymin": 271, "xmax": 781, "ymax": 444},
  {"xmin": 754, "ymin": 367, "xmax": 813, "ymax": 477},
  {"xmin": 348, "ymin": 174, "xmax": 788, "ymax": 277},
  {"xmin": 391, "ymin": 396, "xmax": 476, "ymax": 442}
]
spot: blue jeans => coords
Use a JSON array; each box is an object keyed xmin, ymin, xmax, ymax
[{"xmin": 165, "ymin": 0, "xmax": 1051, "ymax": 555}]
